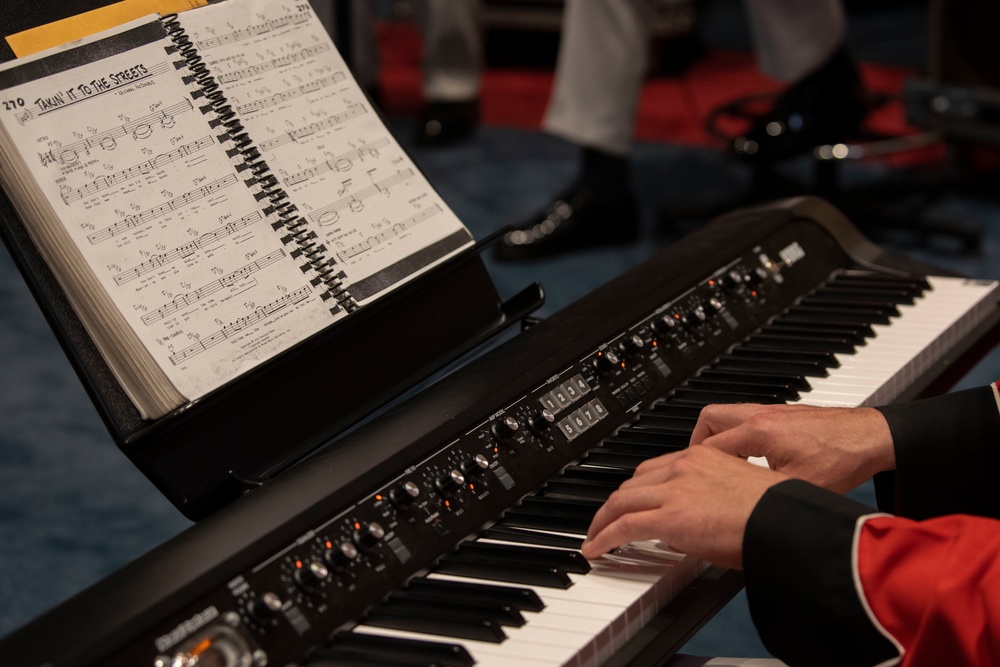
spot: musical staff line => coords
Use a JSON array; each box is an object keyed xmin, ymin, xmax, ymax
[
  {"xmin": 216, "ymin": 43, "xmax": 331, "ymax": 85},
  {"xmin": 15, "ymin": 61, "xmax": 173, "ymax": 125},
  {"xmin": 194, "ymin": 10, "xmax": 312, "ymax": 51},
  {"xmin": 257, "ymin": 103, "xmax": 367, "ymax": 152},
  {"xmin": 309, "ymin": 168, "xmax": 414, "ymax": 225},
  {"xmin": 61, "ymin": 136, "xmax": 216, "ymax": 204},
  {"xmin": 284, "ymin": 137, "xmax": 390, "ymax": 186},
  {"xmin": 90, "ymin": 174, "xmax": 238, "ymax": 245},
  {"xmin": 168, "ymin": 285, "xmax": 312, "ymax": 365},
  {"xmin": 113, "ymin": 210, "xmax": 263, "ymax": 285},
  {"xmin": 236, "ymin": 72, "xmax": 345, "ymax": 116},
  {"xmin": 336, "ymin": 204, "xmax": 442, "ymax": 261},
  {"xmin": 141, "ymin": 248, "xmax": 286, "ymax": 324},
  {"xmin": 41, "ymin": 99, "xmax": 194, "ymax": 168}
]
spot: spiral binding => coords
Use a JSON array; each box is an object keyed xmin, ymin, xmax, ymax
[{"xmin": 160, "ymin": 14, "xmax": 358, "ymax": 315}]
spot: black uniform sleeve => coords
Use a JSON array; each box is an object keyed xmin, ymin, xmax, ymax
[
  {"xmin": 876, "ymin": 385, "xmax": 1000, "ymax": 520},
  {"xmin": 742, "ymin": 479, "xmax": 899, "ymax": 667}
]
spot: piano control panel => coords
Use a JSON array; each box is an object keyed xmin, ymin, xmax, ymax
[{"xmin": 134, "ymin": 230, "xmax": 834, "ymax": 667}]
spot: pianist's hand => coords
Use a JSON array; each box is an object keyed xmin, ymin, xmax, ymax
[
  {"xmin": 581, "ymin": 446, "xmax": 786, "ymax": 570},
  {"xmin": 689, "ymin": 403, "xmax": 896, "ymax": 494}
]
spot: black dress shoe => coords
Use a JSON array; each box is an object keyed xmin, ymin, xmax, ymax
[
  {"xmin": 732, "ymin": 47, "xmax": 869, "ymax": 161},
  {"xmin": 415, "ymin": 100, "xmax": 479, "ymax": 146},
  {"xmin": 492, "ymin": 186, "xmax": 639, "ymax": 261}
]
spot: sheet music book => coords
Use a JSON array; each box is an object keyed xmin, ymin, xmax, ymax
[{"xmin": 0, "ymin": 0, "xmax": 474, "ymax": 420}]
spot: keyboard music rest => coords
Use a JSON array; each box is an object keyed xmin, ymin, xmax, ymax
[{"xmin": 3, "ymin": 197, "xmax": 999, "ymax": 667}]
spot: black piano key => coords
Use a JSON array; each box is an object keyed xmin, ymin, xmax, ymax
[
  {"xmin": 788, "ymin": 304, "xmax": 894, "ymax": 325},
  {"xmin": 577, "ymin": 450, "xmax": 647, "ymax": 470},
  {"xmin": 363, "ymin": 607, "xmax": 507, "ymax": 643},
  {"xmin": 744, "ymin": 332, "xmax": 857, "ymax": 354},
  {"xmin": 481, "ymin": 525, "xmax": 586, "ymax": 551},
  {"xmin": 605, "ymin": 429, "xmax": 690, "ymax": 447},
  {"xmin": 308, "ymin": 654, "xmax": 424, "ymax": 667},
  {"xmin": 595, "ymin": 439, "xmax": 684, "ymax": 457},
  {"xmin": 696, "ymin": 368, "xmax": 812, "ymax": 391},
  {"xmin": 669, "ymin": 388, "xmax": 785, "ymax": 405},
  {"xmin": 456, "ymin": 541, "xmax": 591, "ymax": 574},
  {"xmin": 642, "ymin": 403, "xmax": 704, "ymax": 419},
  {"xmin": 768, "ymin": 317, "xmax": 875, "ymax": 340},
  {"xmin": 814, "ymin": 286, "xmax": 917, "ymax": 305},
  {"xmin": 542, "ymin": 478, "xmax": 618, "ymax": 502},
  {"xmin": 558, "ymin": 465, "xmax": 633, "ymax": 485},
  {"xmin": 800, "ymin": 295, "xmax": 901, "ymax": 316},
  {"xmin": 320, "ymin": 632, "xmax": 475, "ymax": 667},
  {"xmin": 762, "ymin": 322, "xmax": 871, "ymax": 344},
  {"xmin": 382, "ymin": 594, "xmax": 527, "ymax": 628},
  {"xmin": 714, "ymin": 357, "xmax": 830, "ymax": 378},
  {"xmin": 686, "ymin": 377, "xmax": 800, "ymax": 400},
  {"xmin": 503, "ymin": 496, "xmax": 601, "ymax": 533},
  {"xmin": 829, "ymin": 272, "xmax": 929, "ymax": 292},
  {"xmin": 624, "ymin": 412, "xmax": 697, "ymax": 432},
  {"xmin": 435, "ymin": 555, "xmax": 573, "ymax": 589},
  {"xmin": 728, "ymin": 346, "xmax": 840, "ymax": 367},
  {"xmin": 405, "ymin": 576, "xmax": 546, "ymax": 612}
]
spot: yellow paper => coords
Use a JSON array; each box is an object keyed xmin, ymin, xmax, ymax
[{"xmin": 5, "ymin": 0, "xmax": 208, "ymax": 58}]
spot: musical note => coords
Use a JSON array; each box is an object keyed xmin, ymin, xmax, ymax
[
  {"xmin": 43, "ymin": 99, "xmax": 194, "ymax": 167},
  {"xmin": 236, "ymin": 72, "xmax": 346, "ymax": 116},
  {"xmin": 113, "ymin": 210, "xmax": 262, "ymax": 285},
  {"xmin": 194, "ymin": 10, "xmax": 313, "ymax": 51},
  {"xmin": 283, "ymin": 137, "xmax": 390, "ymax": 186},
  {"xmin": 141, "ymin": 248, "xmax": 286, "ymax": 323},
  {"xmin": 90, "ymin": 174, "xmax": 238, "ymax": 245},
  {"xmin": 61, "ymin": 136, "xmax": 215, "ymax": 204},
  {"xmin": 168, "ymin": 285, "xmax": 312, "ymax": 364},
  {"xmin": 216, "ymin": 43, "xmax": 331, "ymax": 85},
  {"xmin": 257, "ymin": 104, "xmax": 367, "ymax": 152},
  {"xmin": 309, "ymin": 169, "xmax": 414, "ymax": 226},
  {"xmin": 336, "ymin": 204, "xmax": 443, "ymax": 261}
]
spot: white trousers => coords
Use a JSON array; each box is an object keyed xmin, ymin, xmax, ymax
[{"xmin": 543, "ymin": 0, "xmax": 847, "ymax": 155}]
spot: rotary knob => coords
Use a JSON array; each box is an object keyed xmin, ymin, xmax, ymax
[
  {"xmin": 352, "ymin": 521, "xmax": 385, "ymax": 551},
  {"xmin": 247, "ymin": 591, "xmax": 282, "ymax": 622},
  {"xmin": 435, "ymin": 469, "xmax": 466, "ymax": 496},
  {"xmin": 528, "ymin": 408, "xmax": 555, "ymax": 433},
  {"xmin": 618, "ymin": 334, "xmax": 644, "ymax": 358},
  {"xmin": 461, "ymin": 454, "xmax": 490, "ymax": 477},
  {"xmin": 683, "ymin": 307, "xmax": 706, "ymax": 328},
  {"xmin": 491, "ymin": 415, "xmax": 519, "ymax": 440},
  {"xmin": 294, "ymin": 561, "xmax": 329, "ymax": 589},
  {"xmin": 594, "ymin": 349, "xmax": 620, "ymax": 374},
  {"xmin": 652, "ymin": 314, "xmax": 678, "ymax": 336},
  {"xmin": 390, "ymin": 481, "xmax": 420, "ymax": 508},
  {"xmin": 325, "ymin": 541, "xmax": 359, "ymax": 569}
]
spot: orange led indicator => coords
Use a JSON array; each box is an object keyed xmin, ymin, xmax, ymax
[
  {"xmin": 192, "ymin": 639, "xmax": 212, "ymax": 656},
  {"xmin": 325, "ymin": 540, "xmax": 333, "ymax": 549},
  {"xmin": 354, "ymin": 522, "xmax": 361, "ymax": 530},
  {"xmin": 444, "ymin": 500, "xmax": 451, "ymax": 507},
  {"xmin": 469, "ymin": 484, "xmax": 475, "ymax": 490},
  {"xmin": 295, "ymin": 560, "xmax": 303, "ymax": 569},
  {"xmin": 375, "ymin": 494, "xmax": 383, "ymax": 501}
]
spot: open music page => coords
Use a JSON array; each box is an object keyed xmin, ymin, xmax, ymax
[
  {"xmin": 0, "ymin": 18, "xmax": 340, "ymax": 418},
  {"xmin": 174, "ymin": 0, "xmax": 474, "ymax": 304}
]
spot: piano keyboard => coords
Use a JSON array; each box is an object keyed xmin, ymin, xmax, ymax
[
  {"xmin": 313, "ymin": 272, "xmax": 999, "ymax": 667},
  {"xmin": 4, "ymin": 200, "xmax": 999, "ymax": 667}
]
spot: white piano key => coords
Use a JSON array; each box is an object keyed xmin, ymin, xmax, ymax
[
  {"xmin": 791, "ymin": 276, "xmax": 999, "ymax": 408},
  {"xmin": 416, "ymin": 540, "xmax": 707, "ymax": 667}
]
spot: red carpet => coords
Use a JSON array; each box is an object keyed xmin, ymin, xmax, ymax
[{"xmin": 376, "ymin": 21, "xmax": 921, "ymax": 152}]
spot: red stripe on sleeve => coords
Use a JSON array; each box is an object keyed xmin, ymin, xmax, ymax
[{"xmin": 857, "ymin": 514, "xmax": 1000, "ymax": 666}]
